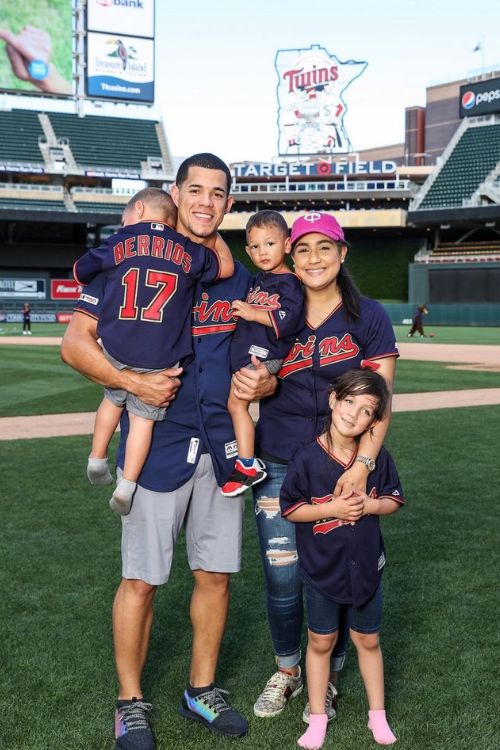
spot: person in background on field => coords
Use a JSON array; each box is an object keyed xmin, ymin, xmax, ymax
[
  {"xmin": 280, "ymin": 368, "xmax": 404, "ymax": 749},
  {"xmin": 407, "ymin": 305, "xmax": 428, "ymax": 338},
  {"xmin": 22, "ymin": 302, "xmax": 31, "ymax": 335}
]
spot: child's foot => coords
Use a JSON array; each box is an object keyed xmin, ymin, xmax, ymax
[
  {"xmin": 87, "ymin": 457, "xmax": 113, "ymax": 486},
  {"xmin": 220, "ymin": 458, "xmax": 267, "ymax": 497},
  {"xmin": 297, "ymin": 713, "xmax": 328, "ymax": 749},
  {"xmin": 109, "ymin": 478, "xmax": 137, "ymax": 515},
  {"xmin": 368, "ymin": 709, "xmax": 397, "ymax": 745}
]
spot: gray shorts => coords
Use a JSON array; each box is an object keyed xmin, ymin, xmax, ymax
[
  {"xmin": 103, "ymin": 347, "xmax": 168, "ymax": 421},
  {"xmin": 120, "ymin": 454, "xmax": 245, "ymax": 585}
]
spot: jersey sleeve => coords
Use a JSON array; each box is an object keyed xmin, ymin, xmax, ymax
[
  {"xmin": 185, "ymin": 238, "xmax": 222, "ymax": 284},
  {"xmin": 280, "ymin": 450, "xmax": 311, "ymax": 517},
  {"xmin": 360, "ymin": 299, "xmax": 399, "ymax": 362},
  {"xmin": 73, "ymin": 272, "xmax": 105, "ymax": 320},
  {"xmin": 268, "ymin": 274, "xmax": 304, "ymax": 339},
  {"xmin": 369, "ymin": 449, "xmax": 405, "ymax": 505},
  {"xmin": 73, "ymin": 235, "xmax": 116, "ymax": 285}
]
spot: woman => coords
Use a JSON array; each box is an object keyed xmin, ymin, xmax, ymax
[{"xmin": 250, "ymin": 212, "xmax": 399, "ymax": 720}]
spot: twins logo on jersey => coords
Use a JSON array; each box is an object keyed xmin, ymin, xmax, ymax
[
  {"xmin": 246, "ymin": 285, "xmax": 281, "ymax": 311},
  {"xmin": 312, "ymin": 486, "xmax": 377, "ymax": 536},
  {"xmin": 192, "ymin": 292, "xmax": 237, "ymax": 336},
  {"xmin": 278, "ymin": 332, "xmax": 360, "ymax": 378}
]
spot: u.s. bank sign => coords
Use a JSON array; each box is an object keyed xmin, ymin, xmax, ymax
[{"xmin": 275, "ymin": 44, "xmax": 367, "ymax": 157}]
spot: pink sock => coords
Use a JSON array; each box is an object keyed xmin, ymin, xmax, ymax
[
  {"xmin": 297, "ymin": 713, "xmax": 328, "ymax": 749},
  {"xmin": 368, "ymin": 709, "xmax": 397, "ymax": 745}
]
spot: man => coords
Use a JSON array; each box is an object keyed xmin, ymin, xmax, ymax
[{"xmin": 61, "ymin": 153, "xmax": 274, "ymax": 749}]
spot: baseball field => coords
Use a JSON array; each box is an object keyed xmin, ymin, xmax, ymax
[{"xmin": 1, "ymin": 325, "xmax": 499, "ymax": 749}]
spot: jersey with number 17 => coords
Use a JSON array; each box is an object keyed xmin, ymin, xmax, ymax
[{"xmin": 73, "ymin": 221, "xmax": 221, "ymax": 369}]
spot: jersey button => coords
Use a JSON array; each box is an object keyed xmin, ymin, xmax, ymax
[
  {"xmin": 351, "ymin": 560, "xmax": 356, "ymax": 566},
  {"xmin": 199, "ymin": 366, "xmax": 203, "ymax": 373}
]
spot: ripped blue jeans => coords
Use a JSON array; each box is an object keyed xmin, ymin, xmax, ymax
[{"xmin": 254, "ymin": 460, "xmax": 348, "ymax": 670}]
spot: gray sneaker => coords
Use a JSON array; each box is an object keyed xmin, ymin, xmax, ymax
[
  {"xmin": 302, "ymin": 681, "xmax": 337, "ymax": 723},
  {"xmin": 253, "ymin": 668, "xmax": 303, "ymax": 718}
]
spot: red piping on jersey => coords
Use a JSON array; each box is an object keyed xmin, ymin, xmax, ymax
[
  {"xmin": 304, "ymin": 300, "xmax": 342, "ymax": 331},
  {"xmin": 73, "ymin": 307, "xmax": 99, "ymax": 321},
  {"xmin": 72, "ymin": 260, "xmax": 86, "ymax": 287},
  {"xmin": 281, "ymin": 499, "xmax": 307, "ymax": 517},
  {"xmin": 316, "ymin": 436, "xmax": 356, "ymax": 469},
  {"xmin": 192, "ymin": 323, "xmax": 237, "ymax": 336}
]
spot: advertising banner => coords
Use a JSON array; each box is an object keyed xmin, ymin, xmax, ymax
[
  {"xmin": 56, "ymin": 311, "xmax": 74, "ymax": 324},
  {"xmin": 0, "ymin": 0, "xmax": 73, "ymax": 96},
  {"xmin": 275, "ymin": 45, "xmax": 367, "ymax": 156},
  {"xmin": 87, "ymin": 0, "xmax": 155, "ymax": 39},
  {"xmin": 7, "ymin": 312, "xmax": 56, "ymax": 322},
  {"xmin": 0, "ymin": 278, "xmax": 46, "ymax": 299},
  {"xmin": 86, "ymin": 31, "xmax": 154, "ymax": 102},
  {"xmin": 51, "ymin": 279, "xmax": 83, "ymax": 300},
  {"xmin": 460, "ymin": 76, "xmax": 500, "ymax": 118}
]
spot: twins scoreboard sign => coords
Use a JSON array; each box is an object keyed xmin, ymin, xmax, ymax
[{"xmin": 275, "ymin": 44, "xmax": 367, "ymax": 156}]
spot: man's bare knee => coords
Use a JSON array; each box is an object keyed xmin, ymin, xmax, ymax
[
  {"xmin": 193, "ymin": 569, "xmax": 230, "ymax": 594},
  {"xmin": 119, "ymin": 577, "xmax": 157, "ymax": 604}
]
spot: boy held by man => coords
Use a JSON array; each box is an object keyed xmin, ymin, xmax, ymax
[
  {"xmin": 74, "ymin": 187, "xmax": 234, "ymax": 514},
  {"xmin": 221, "ymin": 210, "xmax": 304, "ymax": 497}
]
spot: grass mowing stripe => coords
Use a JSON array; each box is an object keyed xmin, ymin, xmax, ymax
[
  {"xmin": 1, "ymin": 407, "xmax": 498, "ymax": 749},
  {"xmin": 1, "ymin": 345, "xmax": 499, "ymax": 418}
]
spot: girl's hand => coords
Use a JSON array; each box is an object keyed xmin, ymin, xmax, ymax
[{"xmin": 326, "ymin": 490, "xmax": 364, "ymax": 522}]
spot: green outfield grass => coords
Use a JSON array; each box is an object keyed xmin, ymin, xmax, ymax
[
  {"xmin": 0, "ymin": 344, "xmax": 499, "ymax": 418},
  {"xmin": 0, "ymin": 322, "xmax": 68, "ymax": 337},
  {"xmin": 1, "ymin": 322, "xmax": 499, "ymax": 346},
  {"xmin": 0, "ymin": 406, "xmax": 498, "ymax": 749},
  {"xmin": 1, "ymin": 338, "xmax": 500, "ymax": 418},
  {"xmin": 392, "ymin": 325, "xmax": 500, "ymax": 345}
]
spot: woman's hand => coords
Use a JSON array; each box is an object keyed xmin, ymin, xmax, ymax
[{"xmin": 333, "ymin": 461, "xmax": 368, "ymax": 496}]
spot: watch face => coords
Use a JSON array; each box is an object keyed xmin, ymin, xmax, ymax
[{"xmin": 368, "ymin": 459, "xmax": 376, "ymax": 472}]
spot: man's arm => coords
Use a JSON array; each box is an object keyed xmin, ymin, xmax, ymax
[
  {"xmin": 61, "ymin": 311, "xmax": 182, "ymax": 407},
  {"xmin": 230, "ymin": 355, "xmax": 278, "ymax": 402}
]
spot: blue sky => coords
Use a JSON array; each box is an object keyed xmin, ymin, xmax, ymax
[{"xmin": 155, "ymin": 0, "xmax": 500, "ymax": 163}]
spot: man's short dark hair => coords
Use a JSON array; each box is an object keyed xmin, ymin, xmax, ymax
[
  {"xmin": 245, "ymin": 210, "xmax": 289, "ymax": 240},
  {"xmin": 175, "ymin": 153, "xmax": 232, "ymax": 195}
]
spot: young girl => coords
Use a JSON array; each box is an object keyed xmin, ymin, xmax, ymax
[{"xmin": 280, "ymin": 368, "xmax": 404, "ymax": 749}]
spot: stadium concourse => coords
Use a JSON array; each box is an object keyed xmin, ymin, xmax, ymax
[{"xmin": 0, "ymin": 338, "xmax": 500, "ymax": 441}]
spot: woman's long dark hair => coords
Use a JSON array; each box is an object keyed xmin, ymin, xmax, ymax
[{"xmin": 337, "ymin": 251, "xmax": 361, "ymax": 322}]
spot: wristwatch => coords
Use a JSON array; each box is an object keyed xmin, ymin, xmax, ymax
[{"xmin": 356, "ymin": 455, "xmax": 376, "ymax": 472}]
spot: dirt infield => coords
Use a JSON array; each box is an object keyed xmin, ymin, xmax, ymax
[{"xmin": 1, "ymin": 339, "xmax": 499, "ymax": 440}]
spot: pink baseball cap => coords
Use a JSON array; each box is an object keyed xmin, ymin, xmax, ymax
[{"xmin": 291, "ymin": 212, "xmax": 349, "ymax": 246}]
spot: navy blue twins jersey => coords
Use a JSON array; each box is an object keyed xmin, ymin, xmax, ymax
[
  {"xmin": 230, "ymin": 270, "xmax": 304, "ymax": 372},
  {"xmin": 280, "ymin": 438, "xmax": 404, "ymax": 607},
  {"xmin": 73, "ymin": 221, "xmax": 221, "ymax": 369}
]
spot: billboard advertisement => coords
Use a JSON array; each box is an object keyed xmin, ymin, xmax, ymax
[
  {"xmin": 51, "ymin": 279, "xmax": 82, "ymax": 300},
  {"xmin": 86, "ymin": 31, "xmax": 154, "ymax": 102},
  {"xmin": 87, "ymin": 0, "xmax": 154, "ymax": 39},
  {"xmin": 459, "ymin": 76, "xmax": 500, "ymax": 118},
  {"xmin": 0, "ymin": 278, "xmax": 46, "ymax": 299},
  {"xmin": 0, "ymin": 0, "xmax": 73, "ymax": 96},
  {"xmin": 275, "ymin": 44, "xmax": 367, "ymax": 156}
]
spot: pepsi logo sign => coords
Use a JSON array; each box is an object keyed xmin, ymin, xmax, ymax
[{"xmin": 462, "ymin": 91, "xmax": 475, "ymax": 110}]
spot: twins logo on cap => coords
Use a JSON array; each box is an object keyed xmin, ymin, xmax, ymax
[{"xmin": 291, "ymin": 211, "xmax": 348, "ymax": 245}]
